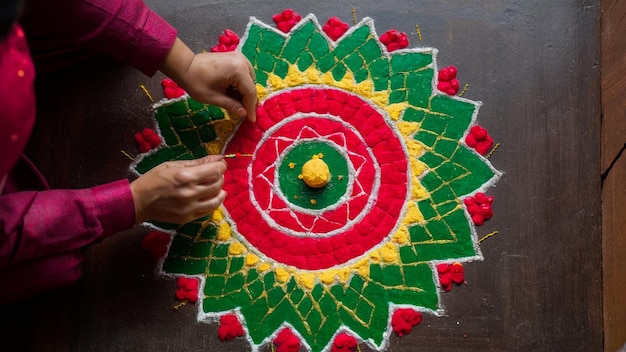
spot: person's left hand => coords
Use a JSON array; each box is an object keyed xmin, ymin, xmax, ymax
[
  {"xmin": 182, "ymin": 51, "xmax": 257, "ymax": 122},
  {"xmin": 160, "ymin": 38, "xmax": 257, "ymax": 122}
]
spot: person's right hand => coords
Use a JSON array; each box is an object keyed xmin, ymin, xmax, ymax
[{"xmin": 130, "ymin": 155, "xmax": 226, "ymax": 224}]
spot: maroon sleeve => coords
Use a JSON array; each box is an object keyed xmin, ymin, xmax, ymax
[
  {"xmin": 0, "ymin": 179, "xmax": 136, "ymax": 270},
  {"xmin": 20, "ymin": 0, "xmax": 178, "ymax": 75},
  {"xmin": 0, "ymin": 250, "xmax": 84, "ymax": 304}
]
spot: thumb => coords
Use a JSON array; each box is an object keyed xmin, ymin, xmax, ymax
[{"xmin": 217, "ymin": 89, "xmax": 247, "ymax": 118}]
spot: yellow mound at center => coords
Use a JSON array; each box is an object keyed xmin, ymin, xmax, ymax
[{"xmin": 299, "ymin": 157, "xmax": 330, "ymax": 188}]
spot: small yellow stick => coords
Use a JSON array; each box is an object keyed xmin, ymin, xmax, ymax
[
  {"xmin": 415, "ymin": 24, "xmax": 423, "ymax": 41},
  {"xmin": 140, "ymin": 84, "xmax": 154, "ymax": 103},
  {"xmin": 458, "ymin": 83, "xmax": 469, "ymax": 97},
  {"xmin": 173, "ymin": 300, "xmax": 188, "ymax": 310},
  {"xmin": 120, "ymin": 150, "xmax": 135, "ymax": 161},
  {"xmin": 223, "ymin": 153, "xmax": 253, "ymax": 158},
  {"xmin": 486, "ymin": 143, "xmax": 501, "ymax": 159},
  {"xmin": 352, "ymin": 8, "xmax": 358, "ymax": 24},
  {"xmin": 478, "ymin": 231, "xmax": 499, "ymax": 244}
]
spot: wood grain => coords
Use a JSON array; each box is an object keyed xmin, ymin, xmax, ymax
[
  {"xmin": 0, "ymin": 1, "xmax": 603, "ymax": 351},
  {"xmin": 601, "ymin": 0, "xmax": 626, "ymax": 350}
]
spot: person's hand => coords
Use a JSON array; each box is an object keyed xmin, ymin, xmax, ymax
[
  {"xmin": 160, "ymin": 38, "xmax": 257, "ymax": 122},
  {"xmin": 130, "ymin": 155, "xmax": 227, "ymax": 224}
]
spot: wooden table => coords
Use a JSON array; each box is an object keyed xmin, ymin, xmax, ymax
[{"xmin": 2, "ymin": 0, "xmax": 611, "ymax": 351}]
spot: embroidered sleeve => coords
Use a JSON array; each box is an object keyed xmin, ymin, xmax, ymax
[{"xmin": 0, "ymin": 179, "xmax": 135, "ymax": 269}]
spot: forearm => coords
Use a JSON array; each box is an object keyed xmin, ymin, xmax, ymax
[{"xmin": 158, "ymin": 37, "xmax": 195, "ymax": 89}]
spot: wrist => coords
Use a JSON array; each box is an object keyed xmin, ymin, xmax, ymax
[{"xmin": 159, "ymin": 37, "xmax": 196, "ymax": 87}]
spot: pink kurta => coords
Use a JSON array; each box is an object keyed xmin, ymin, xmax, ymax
[{"xmin": 0, "ymin": 0, "xmax": 177, "ymax": 304}]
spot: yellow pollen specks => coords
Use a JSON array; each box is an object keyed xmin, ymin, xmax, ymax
[
  {"xmin": 310, "ymin": 199, "xmax": 317, "ymax": 205},
  {"xmin": 398, "ymin": 122, "xmax": 420, "ymax": 139},
  {"xmin": 245, "ymin": 253, "xmax": 260, "ymax": 266},
  {"xmin": 392, "ymin": 227, "xmax": 410, "ymax": 245},
  {"xmin": 385, "ymin": 103, "xmax": 408, "ymax": 121},
  {"xmin": 212, "ymin": 208, "xmax": 224, "ymax": 221},
  {"xmin": 288, "ymin": 162, "xmax": 296, "ymax": 169},
  {"xmin": 403, "ymin": 201, "xmax": 424, "ymax": 224},
  {"xmin": 275, "ymin": 266, "xmax": 291, "ymax": 283},
  {"xmin": 206, "ymin": 141, "xmax": 222, "ymax": 155},
  {"xmin": 319, "ymin": 271, "xmax": 337, "ymax": 285},
  {"xmin": 213, "ymin": 119, "xmax": 237, "ymax": 139},
  {"xmin": 228, "ymin": 241, "xmax": 247, "ymax": 255},
  {"xmin": 296, "ymin": 273, "xmax": 316, "ymax": 290},
  {"xmin": 216, "ymin": 222, "xmax": 232, "ymax": 241},
  {"xmin": 256, "ymin": 83, "xmax": 269, "ymax": 101},
  {"xmin": 336, "ymin": 268, "xmax": 352, "ymax": 283},
  {"xmin": 379, "ymin": 243, "xmax": 399, "ymax": 263},
  {"xmin": 212, "ymin": 208, "xmax": 233, "ymax": 241},
  {"xmin": 264, "ymin": 65, "xmax": 390, "ymax": 110},
  {"xmin": 404, "ymin": 140, "xmax": 425, "ymax": 161},
  {"xmin": 352, "ymin": 259, "xmax": 370, "ymax": 278},
  {"xmin": 369, "ymin": 250, "xmax": 382, "ymax": 264}
]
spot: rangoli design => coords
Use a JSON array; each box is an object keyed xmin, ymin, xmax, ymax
[{"xmin": 133, "ymin": 10, "xmax": 501, "ymax": 352}]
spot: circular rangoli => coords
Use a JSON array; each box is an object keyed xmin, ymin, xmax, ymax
[{"xmin": 132, "ymin": 10, "xmax": 501, "ymax": 352}]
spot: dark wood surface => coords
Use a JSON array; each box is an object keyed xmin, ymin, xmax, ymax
[
  {"xmin": 1, "ymin": 1, "xmax": 604, "ymax": 351},
  {"xmin": 601, "ymin": 0, "xmax": 626, "ymax": 350}
]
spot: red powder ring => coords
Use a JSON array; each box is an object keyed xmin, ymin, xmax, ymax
[
  {"xmin": 251, "ymin": 117, "xmax": 375, "ymax": 234},
  {"xmin": 223, "ymin": 88, "xmax": 408, "ymax": 270}
]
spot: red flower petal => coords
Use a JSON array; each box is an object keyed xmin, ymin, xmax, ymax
[
  {"xmin": 160, "ymin": 78, "xmax": 186, "ymax": 99},
  {"xmin": 470, "ymin": 125, "xmax": 488, "ymax": 140},
  {"xmin": 479, "ymin": 203, "xmax": 493, "ymax": 218},
  {"xmin": 332, "ymin": 333, "xmax": 357, "ymax": 352},
  {"xmin": 212, "ymin": 29, "xmax": 240, "ymax": 52},
  {"xmin": 274, "ymin": 328, "xmax": 301, "ymax": 352},
  {"xmin": 323, "ymin": 17, "xmax": 349, "ymax": 41},
  {"xmin": 391, "ymin": 308, "xmax": 423, "ymax": 336},
  {"xmin": 141, "ymin": 231, "xmax": 170, "ymax": 259},
  {"xmin": 474, "ymin": 192, "xmax": 488, "ymax": 204},
  {"xmin": 465, "ymin": 133, "xmax": 478, "ymax": 147},
  {"xmin": 471, "ymin": 213, "xmax": 485, "ymax": 226},
  {"xmin": 175, "ymin": 288, "xmax": 187, "ymax": 301},
  {"xmin": 467, "ymin": 202, "xmax": 481, "ymax": 216},
  {"xmin": 450, "ymin": 263, "xmax": 465, "ymax": 284},
  {"xmin": 438, "ymin": 66, "xmax": 458, "ymax": 81},
  {"xmin": 436, "ymin": 263, "xmax": 450, "ymax": 274},
  {"xmin": 439, "ymin": 272, "xmax": 452, "ymax": 287},
  {"xmin": 380, "ymin": 29, "xmax": 409, "ymax": 51},
  {"xmin": 185, "ymin": 291, "xmax": 198, "ymax": 303},
  {"xmin": 218, "ymin": 314, "xmax": 244, "ymax": 340},
  {"xmin": 273, "ymin": 9, "xmax": 302, "ymax": 33}
]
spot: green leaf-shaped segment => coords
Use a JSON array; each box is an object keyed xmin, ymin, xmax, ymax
[
  {"xmin": 242, "ymin": 23, "xmax": 288, "ymax": 85},
  {"xmin": 134, "ymin": 98, "xmax": 224, "ymax": 174},
  {"xmin": 282, "ymin": 21, "xmax": 330, "ymax": 66},
  {"xmin": 200, "ymin": 256, "xmax": 438, "ymax": 351},
  {"xmin": 161, "ymin": 221, "xmax": 219, "ymax": 275},
  {"xmin": 402, "ymin": 93, "xmax": 495, "ymax": 261},
  {"xmin": 388, "ymin": 53, "xmax": 434, "ymax": 107}
]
